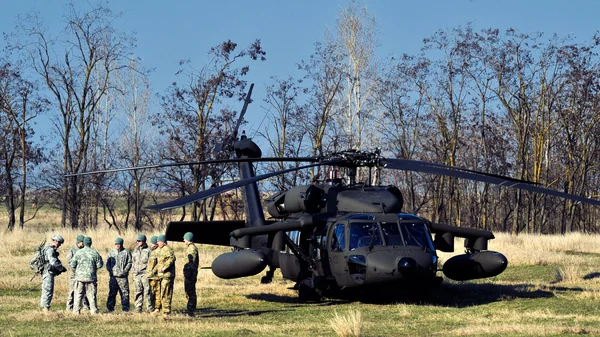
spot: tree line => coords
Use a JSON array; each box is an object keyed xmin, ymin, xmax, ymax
[{"xmin": 2, "ymin": 1, "xmax": 600, "ymax": 235}]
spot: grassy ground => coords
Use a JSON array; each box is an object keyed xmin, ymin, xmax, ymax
[{"xmin": 3, "ymin": 227, "xmax": 600, "ymax": 336}]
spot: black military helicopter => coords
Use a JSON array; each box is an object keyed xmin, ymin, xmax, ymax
[{"xmin": 75, "ymin": 84, "xmax": 600, "ymax": 301}]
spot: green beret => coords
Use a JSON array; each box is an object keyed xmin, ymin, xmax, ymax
[
  {"xmin": 137, "ymin": 234, "xmax": 147, "ymax": 242},
  {"xmin": 150, "ymin": 236, "xmax": 158, "ymax": 244},
  {"xmin": 115, "ymin": 237, "xmax": 124, "ymax": 245},
  {"xmin": 157, "ymin": 234, "xmax": 167, "ymax": 243},
  {"xmin": 83, "ymin": 237, "xmax": 92, "ymax": 247},
  {"xmin": 76, "ymin": 234, "xmax": 85, "ymax": 243},
  {"xmin": 183, "ymin": 232, "xmax": 194, "ymax": 242}
]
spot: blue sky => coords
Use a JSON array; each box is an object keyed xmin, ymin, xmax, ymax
[{"xmin": 2, "ymin": 0, "xmax": 600, "ymax": 141}]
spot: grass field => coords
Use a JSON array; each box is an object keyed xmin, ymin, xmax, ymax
[{"xmin": 3, "ymin": 226, "xmax": 600, "ymax": 336}]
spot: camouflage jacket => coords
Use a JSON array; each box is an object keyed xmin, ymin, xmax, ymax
[
  {"xmin": 156, "ymin": 245, "xmax": 176, "ymax": 279},
  {"xmin": 70, "ymin": 247, "xmax": 104, "ymax": 282},
  {"xmin": 67, "ymin": 245, "xmax": 83, "ymax": 279},
  {"xmin": 183, "ymin": 243, "xmax": 199, "ymax": 279},
  {"xmin": 43, "ymin": 244, "xmax": 65, "ymax": 276},
  {"xmin": 146, "ymin": 248, "xmax": 159, "ymax": 280},
  {"xmin": 132, "ymin": 244, "xmax": 152, "ymax": 276},
  {"xmin": 106, "ymin": 248, "xmax": 132, "ymax": 278}
]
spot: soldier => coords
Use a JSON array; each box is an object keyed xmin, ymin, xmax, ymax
[
  {"xmin": 70, "ymin": 236, "xmax": 103, "ymax": 315},
  {"xmin": 106, "ymin": 237, "xmax": 132, "ymax": 312},
  {"xmin": 132, "ymin": 234, "xmax": 153, "ymax": 313},
  {"xmin": 40, "ymin": 234, "xmax": 67, "ymax": 312},
  {"xmin": 147, "ymin": 236, "xmax": 161, "ymax": 314},
  {"xmin": 66, "ymin": 234, "xmax": 88, "ymax": 311},
  {"xmin": 156, "ymin": 234, "xmax": 176, "ymax": 316},
  {"xmin": 183, "ymin": 232, "xmax": 199, "ymax": 316}
]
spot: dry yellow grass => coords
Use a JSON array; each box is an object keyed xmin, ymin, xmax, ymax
[
  {"xmin": 4, "ymin": 224, "xmax": 600, "ymax": 336},
  {"xmin": 329, "ymin": 309, "xmax": 363, "ymax": 337}
]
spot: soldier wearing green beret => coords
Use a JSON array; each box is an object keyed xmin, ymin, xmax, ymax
[
  {"xmin": 66, "ymin": 234, "xmax": 88, "ymax": 311},
  {"xmin": 132, "ymin": 234, "xmax": 153, "ymax": 313},
  {"xmin": 70, "ymin": 236, "xmax": 103, "ymax": 315},
  {"xmin": 155, "ymin": 234, "xmax": 176, "ymax": 316},
  {"xmin": 106, "ymin": 237, "xmax": 132, "ymax": 312},
  {"xmin": 147, "ymin": 236, "xmax": 161, "ymax": 313},
  {"xmin": 183, "ymin": 232, "xmax": 199, "ymax": 316}
]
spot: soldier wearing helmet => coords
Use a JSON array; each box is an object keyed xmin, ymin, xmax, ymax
[{"xmin": 40, "ymin": 234, "xmax": 67, "ymax": 312}]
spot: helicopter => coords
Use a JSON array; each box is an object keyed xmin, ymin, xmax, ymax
[{"xmin": 73, "ymin": 84, "xmax": 600, "ymax": 301}]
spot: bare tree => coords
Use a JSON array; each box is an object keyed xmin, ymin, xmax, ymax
[{"xmin": 14, "ymin": 3, "xmax": 134, "ymax": 228}]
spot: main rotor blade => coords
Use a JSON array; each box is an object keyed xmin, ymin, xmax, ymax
[
  {"xmin": 65, "ymin": 157, "xmax": 318, "ymax": 177},
  {"xmin": 381, "ymin": 158, "xmax": 600, "ymax": 207},
  {"xmin": 147, "ymin": 160, "xmax": 341, "ymax": 210}
]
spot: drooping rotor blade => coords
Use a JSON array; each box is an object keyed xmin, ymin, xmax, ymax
[
  {"xmin": 65, "ymin": 156, "xmax": 319, "ymax": 177},
  {"xmin": 147, "ymin": 160, "xmax": 341, "ymax": 210},
  {"xmin": 381, "ymin": 158, "xmax": 600, "ymax": 207}
]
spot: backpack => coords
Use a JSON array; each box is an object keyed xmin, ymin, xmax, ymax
[{"xmin": 29, "ymin": 239, "xmax": 47, "ymax": 280}]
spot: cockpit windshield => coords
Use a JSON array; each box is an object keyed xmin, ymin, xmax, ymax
[
  {"xmin": 345, "ymin": 214, "xmax": 435, "ymax": 250},
  {"xmin": 349, "ymin": 222, "xmax": 382, "ymax": 250}
]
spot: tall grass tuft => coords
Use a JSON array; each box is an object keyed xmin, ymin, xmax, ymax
[{"xmin": 329, "ymin": 309, "xmax": 363, "ymax": 337}]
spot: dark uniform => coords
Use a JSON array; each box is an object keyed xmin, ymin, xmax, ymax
[{"xmin": 183, "ymin": 232, "xmax": 199, "ymax": 315}]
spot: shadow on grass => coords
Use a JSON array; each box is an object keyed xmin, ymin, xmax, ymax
[
  {"xmin": 432, "ymin": 282, "xmax": 554, "ymax": 308},
  {"xmin": 583, "ymin": 272, "xmax": 600, "ymax": 280},
  {"xmin": 240, "ymin": 281, "xmax": 558, "ymax": 308},
  {"xmin": 194, "ymin": 307, "xmax": 286, "ymax": 318}
]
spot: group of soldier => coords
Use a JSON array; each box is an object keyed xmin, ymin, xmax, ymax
[{"xmin": 39, "ymin": 232, "xmax": 199, "ymax": 317}]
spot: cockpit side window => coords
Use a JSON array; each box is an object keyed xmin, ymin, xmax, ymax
[
  {"xmin": 400, "ymin": 222, "xmax": 435, "ymax": 250},
  {"xmin": 330, "ymin": 223, "xmax": 346, "ymax": 252}
]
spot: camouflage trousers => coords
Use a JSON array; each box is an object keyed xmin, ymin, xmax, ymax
[
  {"xmin": 149, "ymin": 278, "xmax": 161, "ymax": 311},
  {"xmin": 73, "ymin": 280, "xmax": 98, "ymax": 314},
  {"xmin": 184, "ymin": 276, "xmax": 197, "ymax": 313},
  {"xmin": 67, "ymin": 277, "xmax": 89, "ymax": 311},
  {"xmin": 133, "ymin": 273, "xmax": 153, "ymax": 312},
  {"xmin": 107, "ymin": 276, "xmax": 130, "ymax": 312},
  {"xmin": 40, "ymin": 272, "xmax": 54, "ymax": 309},
  {"xmin": 159, "ymin": 278, "xmax": 174, "ymax": 314}
]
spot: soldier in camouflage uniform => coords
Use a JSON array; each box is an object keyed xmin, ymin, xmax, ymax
[
  {"xmin": 156, "ymin": 234, "xmax": 176, "ymax": 316},
  {"xmin": 40, "ymin": 234, "xmax": 67, "ymax": 312},
  {"xmin": 66, "ymin": 234, "xmax": 88, "ymax": 311},
  {"xmin": 147, "ymin": 236, "xmax": 161, "ymax": 314},
  {"xmin": 183, "ymin": 232, "xmax": 199, "ymax": 316},
  {"xmin": 106, "ymin": 237, "xmax": 132, "ymax": 312},
  {"xmin": 132, "ymin": 234, "xmax": 153, "ymax": 313},
  {"xmin": 70, "ymin": 236, "xmax": 103, "ymax": 315}
]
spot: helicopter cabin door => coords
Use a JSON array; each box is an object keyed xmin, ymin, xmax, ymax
[{"xmin": 327, "ymin": 222, "xmax": 354, "ymax": 287}]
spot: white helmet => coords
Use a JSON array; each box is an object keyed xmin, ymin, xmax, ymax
[{"xmin": 52, "ymin": 234, "xmax": 65, "ymax": 244}]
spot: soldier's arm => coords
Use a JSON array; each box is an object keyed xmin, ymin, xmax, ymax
[
  {"xmin": 97, "ymin": 253, "xmax": 104, "ymax": 269},
  {"xmin": 69, "ymin": 252, "xmax": 78, "ymax": 269},
  {"xmin": 46, "ymin": 247, "xmax": 63, "ymax": 270},
  {"xmin": 123, "ymin": 251, "xmax": 133, "ymax": 274}
]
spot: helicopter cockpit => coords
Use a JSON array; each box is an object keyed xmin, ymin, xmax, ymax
[{"xmin": 343, "ymin": 213, "xmax": 435, "ymax": 251}]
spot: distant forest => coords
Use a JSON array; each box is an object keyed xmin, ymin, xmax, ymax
[{"xmin": 2, "ymin": 2, "xmax": 600, "ymax": 235}]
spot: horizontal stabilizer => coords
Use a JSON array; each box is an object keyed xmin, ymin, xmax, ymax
[{"xmin": 165, "ymin": 221, "xmax": 247, "ymax": 246}]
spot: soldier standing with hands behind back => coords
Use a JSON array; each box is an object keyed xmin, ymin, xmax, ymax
[
  {"xmin": 132, "ymin": 234, "xmax": 153, "ymax": 313},
  {"xmin": 106, "ymin": 237, "xmax": 132, "ymax": 312}
]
